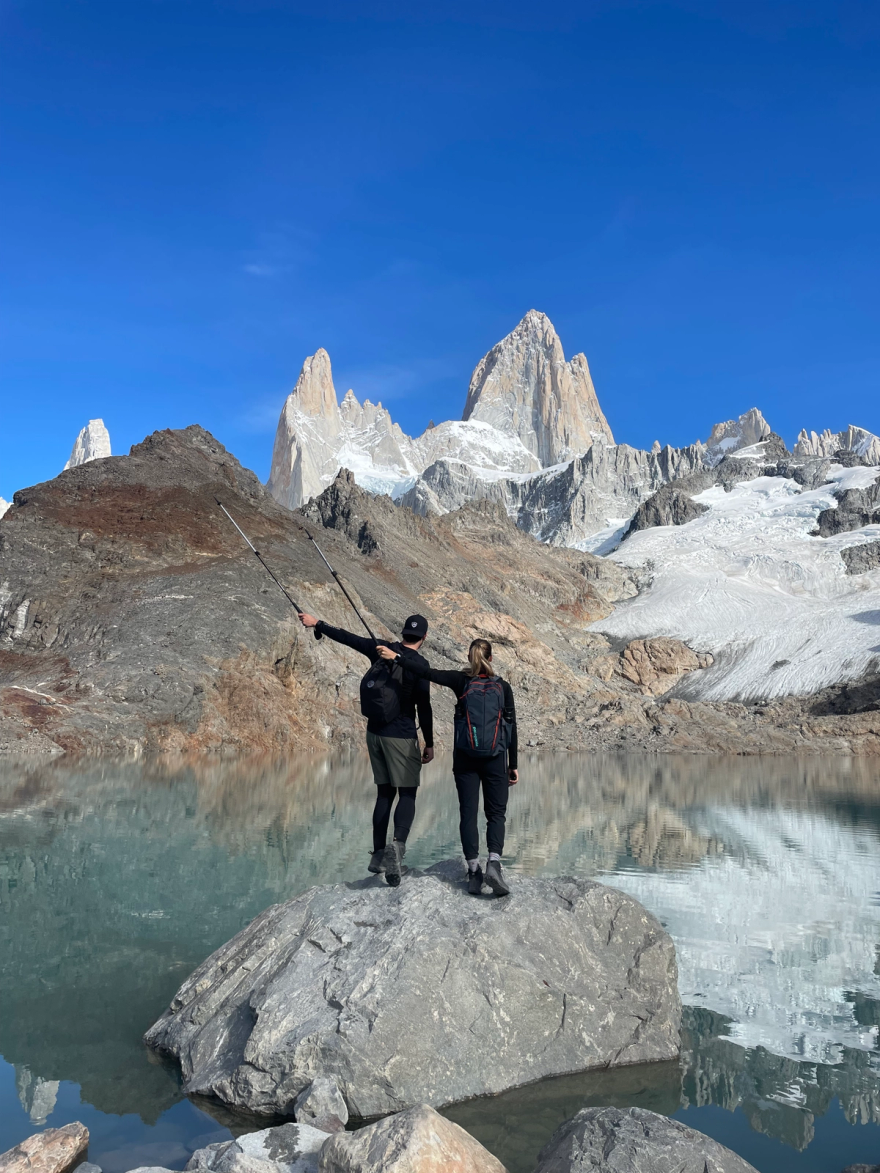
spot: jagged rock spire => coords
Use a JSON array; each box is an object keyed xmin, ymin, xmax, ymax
[
  {"xmin": 704, "ymin": 408, "xmax": 771, "ymax": 464},
  {"xmin": 462, "ymin": 310, "xmax": 614, "ymax": 465},
  {"xmin": 794, "ymin": 424, "xmax": 880, "ymax": 463},
  {"xmin": 64, "ymin": 419, "xmax": 111, "ymax": 470}
]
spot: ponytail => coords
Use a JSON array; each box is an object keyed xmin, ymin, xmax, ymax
[{"xmin": 467, "ymin": 638, "xmax": 495, "ymax": 677}]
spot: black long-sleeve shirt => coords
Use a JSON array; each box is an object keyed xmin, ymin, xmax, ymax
[
  {"xmin": 315, "ymin": 621, "xmax": 433, "ymax": 745},
  {"xmin": 396, "ymin": 659, "xmax": 517, "ymax": 769}
]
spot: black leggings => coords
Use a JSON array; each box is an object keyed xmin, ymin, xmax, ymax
[
  {"xmin": 372, "ymin": 784, "xmax": 418, "ymax": 851},
  {"xmin": 453, "ymin": 750, "xmax": 509, "ymax": 860}
]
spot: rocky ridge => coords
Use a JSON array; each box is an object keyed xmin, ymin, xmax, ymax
[
  {"xmin": 1, "ymin": 426, "xmax": 878, "ymax": 756},
  {"xmin": 795, "ymin": 424, "xmax": 880, "ymax": 464}
]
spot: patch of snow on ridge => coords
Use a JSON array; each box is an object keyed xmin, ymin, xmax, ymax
[
  {"xmin": 591, "ymin": 466, "xmax": 880, "ymax": 701},
  {"xmin": 0, "ymin": 498, "xmax": 9, "ymax": 519}
]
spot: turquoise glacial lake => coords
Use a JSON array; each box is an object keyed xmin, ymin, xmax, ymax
[{"xmin": 1, "ymin": 753, "xmax": 879, "ymax": 1173}]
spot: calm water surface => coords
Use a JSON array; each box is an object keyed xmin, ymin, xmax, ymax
[{"xmin": 1, "ymin": 753, "xmax": 879, "ymax": 1173}]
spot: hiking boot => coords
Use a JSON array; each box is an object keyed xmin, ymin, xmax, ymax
[
  {"xmin": 368, "ymin": 849, "xmax": 385, "ymax": 874},
  {"xmin": 484, "ymin": 858, "xmax": 510, "ymax": 897},
  {"xmin": 467, "ymin": 866, "xmax": 484, "ymax": 896},
  {"xmin": 383, "ymin": 840, "xmax": 405, "ymax": 887}
]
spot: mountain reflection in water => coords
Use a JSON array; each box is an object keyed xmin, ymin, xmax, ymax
[{"xmin": 1, "ymin": 752, "xmax": 879, "ymax": 1173}]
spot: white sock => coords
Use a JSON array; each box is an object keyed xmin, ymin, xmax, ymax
[
  {"xmin": 466, "ymin": 858, "xmax": 480, "ymax": 872},
  {"xmin": 488, "ymin": 852, "xmax": 501, "ymax": 862}
]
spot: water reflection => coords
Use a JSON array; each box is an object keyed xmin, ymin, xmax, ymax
[{"xmin": 1, "ymin": 752, "xmax": 879, "ymax": 1171}]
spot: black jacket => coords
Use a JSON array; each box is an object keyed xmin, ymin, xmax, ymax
[
  {"xmin": 396, "ymin": 660, "xmax": 517, "ymax": 769},
  {"xmin": 315, "ymin": 621, "xmax": 434, "ymax": 745}
]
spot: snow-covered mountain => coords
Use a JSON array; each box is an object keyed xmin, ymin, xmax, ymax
[
  {"xmin": 267, "ymin": 310, "xmax": 610, "ymax": 510},
  {"xmin": 0, "ymin": 498, "xmax": 9, "ymax": 520},
  {"xmin": 265, "ymin": 310, "xmax": 880, "ymax": 705},
  {"xmin": 64, "ymin": 419, "xmax": 111, "ymax": 470}
]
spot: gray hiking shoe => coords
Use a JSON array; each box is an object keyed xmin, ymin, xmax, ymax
[
  {"xmin": 467, "ymin": 866, "xmax": 484, "ymax": 896},
  {"xmin": 484, "ymin": 858, "xmax": 510, "ymax": 897},
  {"xmin": 383, "ymin": 840, "xmax": 405, "ymax": 887},
  {"xmin": 368, "ymin": 849, "xmax": 385, "ymax": 874}
]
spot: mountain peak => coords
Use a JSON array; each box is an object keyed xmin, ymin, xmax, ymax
[
  {"xmin": 64, "ymin": 419, "xmax": 111, "ymax": 471},
  {"xmin": 704, "ymin": 408, "xmax": 772, "ymax": 464},
  {"xmin": 462, "ymin": 311, "xmax": 614, "ymax": 464},
  {"xmin": 289, "ymin": 348, "xmax": 339, "ymax": 420}
]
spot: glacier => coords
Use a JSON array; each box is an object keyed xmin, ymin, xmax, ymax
[{"xmin": 592, "ymin": 466, "xmax": 880, "ymax": 701}]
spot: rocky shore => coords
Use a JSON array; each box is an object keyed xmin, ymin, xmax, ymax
[{"xmin": 0, "ymin": 1106, "xmax": 771, "ymax": 1173}]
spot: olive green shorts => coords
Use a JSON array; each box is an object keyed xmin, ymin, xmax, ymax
[{"xmin": 366, "ymin": 731, "xmax": 423, "ymax": 789}]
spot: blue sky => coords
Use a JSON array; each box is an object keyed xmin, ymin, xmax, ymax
[{"xmin": 2, "ymin": 0, "xmax": 879, "ymax": 500}]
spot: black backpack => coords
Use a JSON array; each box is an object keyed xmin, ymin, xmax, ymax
[
  {"xmin": 360, "ymin": 646, "xmax": 405, "ymax": 724},
  {"xmin": 453, "ymin": 675, "xmax": 510, "ymax": 758}
]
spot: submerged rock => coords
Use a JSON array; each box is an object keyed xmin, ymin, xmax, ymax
[
  {"xmin": 145, "ymin": 862, "xmax": 680, "ymax": 1119},
  {"xmin": 534, "ymin": 1105, "xmax": 758, "ymax": 1172},
  {"xmin": 0, "ymin": 1124, "xmax": 89, "ymax": 1173},
  {"xmin": 319, "ymin": 1104, "xmax": 506, "ymax": 1173}
]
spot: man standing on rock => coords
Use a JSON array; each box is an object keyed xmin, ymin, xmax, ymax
[{"xmin": 298, "ymin": 611, "xmax": 434, "ymax": 886}]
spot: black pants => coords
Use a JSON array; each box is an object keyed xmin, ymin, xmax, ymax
[
  {"xmin": 453, "ymin": 750, "xmax": 509, "ymax": 860},
  {"xmin": 372, "ymin": 784, "xmax": 417, "ymax": 851}
]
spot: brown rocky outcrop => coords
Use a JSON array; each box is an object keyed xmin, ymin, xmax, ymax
[
  {"xmin": 616, "ymin": 638, "xmax": 714, "ymax": 696},
  {"xmin": 0, "ymin": 1124, "xmax": 89, "ymax": 1173}
]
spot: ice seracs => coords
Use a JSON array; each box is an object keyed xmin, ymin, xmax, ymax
[{"xmin": 64, "ymin": 419, "xmax": 111, "ymax": 470}]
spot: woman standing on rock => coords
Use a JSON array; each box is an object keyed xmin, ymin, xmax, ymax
[{"xmin": 376, "ymin": 639, "xmax": 518, "ymax": 897}]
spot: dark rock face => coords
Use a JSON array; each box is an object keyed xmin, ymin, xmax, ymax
[
  {"xmin": 534, "ymin": 1105, "xmax": 758, "ymax": 1173},
  {"xmin": 623, "ymin": 487, "xmax": 709, "ymax": 539},
  {"xmin": 144, "ymin": 862, "xmax": 681, "ymax": 1119},
  {"xmin": 816, "ymin": 479, "xmax": 880, "ymax": 536},
  {"xmin": 841, "ymin": 540, "xmax": 880, "ymax": 575}
]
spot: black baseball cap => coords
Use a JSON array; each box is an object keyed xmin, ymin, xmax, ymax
[{"xmin": 402, "ymin": 614, "xmax": 429, "ymax": 639}]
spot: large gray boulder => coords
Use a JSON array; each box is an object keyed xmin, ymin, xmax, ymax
[
  {"xmin": 145, "ymin": 862, "xmax": 680, "ymax": 1118},
  {"xmin": 534, "ymin": 1106, "xmax": 758, "ymax": 1173}
]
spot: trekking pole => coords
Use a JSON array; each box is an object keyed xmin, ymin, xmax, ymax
[
  {"xmin": 215, "ymin": 498, "xmax": 322, "ymax": 640},
  {"xmin": 298, "ymin": 523, "xmax": 377, "ymax": 640}
]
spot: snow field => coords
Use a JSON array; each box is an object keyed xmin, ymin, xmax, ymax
[{"xmin": 592, "ymin": 467, "xmax": 880, "ymax": 701}]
